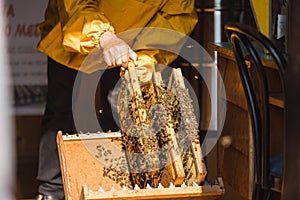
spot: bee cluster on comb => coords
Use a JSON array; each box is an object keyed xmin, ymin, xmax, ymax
[{"xmin": 117, "ymin": 68, "xmax": 206, "ymax": 189}]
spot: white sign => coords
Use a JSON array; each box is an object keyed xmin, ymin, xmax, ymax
[{"xmin": 4, "ymin": 0, "xmax": 48, "ymax": 85}]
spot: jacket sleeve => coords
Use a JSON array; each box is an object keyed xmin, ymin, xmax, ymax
[
  {"xmin": 133, "ymin": 0, "xmax": 198, "ymax": 67},
  {"xmin": 37, "ymin": 0, "xmax": 59, "ymax": 39},
  {"xmin": 61, "ymin": 0, "xmax": 115, "ymax": 55}
]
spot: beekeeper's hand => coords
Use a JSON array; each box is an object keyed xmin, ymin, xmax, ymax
[{"xmin": 100, "ymin": 31, "xmax": 138, "ymax": 67}]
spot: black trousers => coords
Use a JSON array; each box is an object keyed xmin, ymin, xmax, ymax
[{"xmin": 36, "ymin": 57, "xmax": 119, "ymax": 198}]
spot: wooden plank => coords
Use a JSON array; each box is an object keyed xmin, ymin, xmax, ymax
[
  {"xmin": 82, "ymin": 178, "xmax": 225, "ymax": 200},
  {"xmin": 269, "ymin": 94, "xmax": 284, "ymax": 108},
  {"xmin": 218, "ymin": 145, "xmax": 252, "ymax": 199},
  {"xmin": 153, "ymin": 70, "xmax": 186, "ymax": 185},
  {"xmin": 190, "ymin": 142, "xmax": 207, "ymax": 183},
  {"xmin": 168, "ymin": 68, "xmax": 207, "ymax": 185},
  {"xmin": 208, "ymin": 42, "xmax": 281, "ymax": 70},
  {"xmin": 57, "ymin": 131, "xmax": 131, "ymax": 200}
]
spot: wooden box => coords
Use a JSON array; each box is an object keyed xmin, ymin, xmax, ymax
[{"xmin": 57, "ymin": 131, "xmax": 224, "ymax": 200}]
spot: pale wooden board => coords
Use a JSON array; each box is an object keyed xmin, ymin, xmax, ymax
[
  {"xmin": 82, "ymin": 180, "xmax": 225, "ymax": 200},
  {"xmin": 57, "ymin": 131, "xmax": 131, "ymax": 200}
]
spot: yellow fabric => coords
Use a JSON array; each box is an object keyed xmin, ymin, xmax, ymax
[
  {"xmin": 37, "ymin": 0, "xmax": 198, "ymax": 73},
  {"xmin": 250, "ymin": 0, "xmax": 270, "ymax": 37}
]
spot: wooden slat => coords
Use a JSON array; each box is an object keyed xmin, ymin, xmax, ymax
[
  {"xmin": 168, "ymin": 68, "xmax": 207, "ymax": 184},
  {"xmin": 269, "ymin": 94, "xmax": 284, "ymax": 108},
  {"xmin": 82, "ymin": 179, "xmax": 225, "ymax": 200},
  {"xmin": 208, "ymin": 42, "xmax": 283, "ymax": 70}
]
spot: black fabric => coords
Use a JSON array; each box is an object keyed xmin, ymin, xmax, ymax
[
  {"xmin": 36, "ymin": 58, "xmax": 77, "ymax": 199},
  {"xmin": 270, "ymin": 154, "xmax": 283, "ymax": 178},
  {"xmin": 98, "ymin": 67, "xmax": 121, "ymax": 132}
]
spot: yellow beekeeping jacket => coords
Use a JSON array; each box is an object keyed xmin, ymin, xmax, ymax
[{"xmin": 37, "ymin": 0, "xmax": 198, "ymax": 73}]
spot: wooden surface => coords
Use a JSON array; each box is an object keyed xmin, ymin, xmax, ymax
[
  {"xmin": 57, "ymin": 131, "xmax": 131, "ymax": 200},
  {"xmin": 218, "ymin": 59, "xmax": 254, "ymax": 199},
  {"xmin": 82, "ymin": 179, "xmax": 225, "ymax": 200},
  {"xmin": 208, "ymin": 42, "xmax": 285, "ymax": 199},
  {"xmin": 208, "ymin": 42, "xmax": 285, "ymax": 109},
  {"xmin": 207, "ymin": 42, "xmax": 286, "ymax": 70}
]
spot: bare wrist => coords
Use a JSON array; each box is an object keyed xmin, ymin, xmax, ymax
[{"xmin": 99, "ymin": 30, "xmax": 115, "ymax": 45}]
